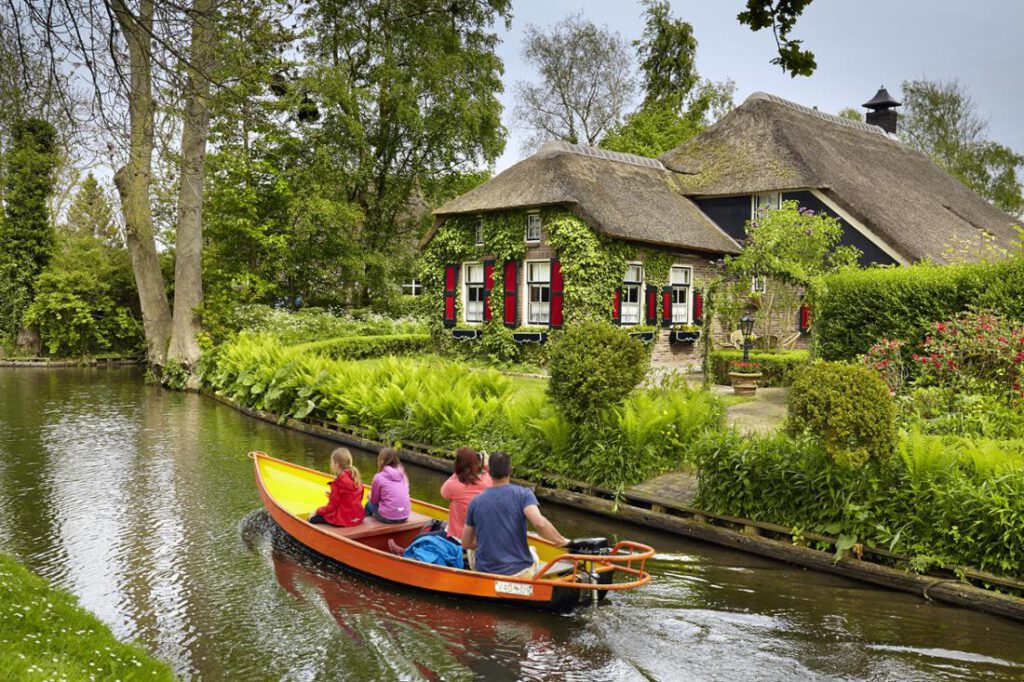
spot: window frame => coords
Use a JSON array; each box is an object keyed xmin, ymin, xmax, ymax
[
  {"xmin": 525, "ymin": 212, "xmax": 542, "ymax": 243},
  {"xmin": 474, "ymin": 217, "xmax": 484, "ymax": 246},
  {"xmin": 620, "ymin": 262, "xmax": 644, "ymax": 326},
  {"xmin": 462, "ymin": 262, "xmax": 485, "ymax": 324},
  {"xmin": 751, "ymin": 275, "xmax": 767, "ymax": 293},
  {"xmin": 523, "ymin": 259, "xmax": 552, "ymax": 326},
  {"xmin": 669, "ymin": 265, "xmax": 692, "ymax": 324},
  {"xmin": 751, "ymin": 191, "xmax": 781, "ymax": 218},
  {"xmin": 401, "ymin": 279, "xmax": 423, "ymax": 297}
]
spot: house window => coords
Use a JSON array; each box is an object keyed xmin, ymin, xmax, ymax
[
  {"xmin": 401, "ymin": 279, "xmax": 422, "ymax": 297},
  {"xmin": 526, "ymin": 213, "xmax": 542, "ymax": 242},
  {"xmin": 474, "ymin": 218, "xmax": 484, "ymax": 246},
  {"xmin": 669, "ymin": 265, "xmax": 691, "ymax": 323},
  {"xmin": 751, "ymin": 192, "xmax": 781, "ymax": 217},
  {"xmin": 621, "ymin": 263, "xmax": 643, "ymax": 325},
  {"xmin": 751, "ymin": 276, "xmax": 767, "ymax": 293},
  {"xmin": 526, "ymin": 260, "xmax": 551, "ymax": 325},
  {"xmin": 463, "ymin": 263, "xmax": 484, "ymax": 323}
]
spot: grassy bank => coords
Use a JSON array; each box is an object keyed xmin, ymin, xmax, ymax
[{"xmin": 0, "ymin": 553, "xmax": 175, "ymax": 681}]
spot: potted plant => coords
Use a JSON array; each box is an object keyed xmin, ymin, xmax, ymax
[
  {"xmin": 627, "ymin": 325, "xmax": 657, "ymax": 342},
  {"xmin": 670, "ymin": 323, "xmax": 701, "ymax": 344},
  {"xmin": 728, "ymin": 360, "xmax": 763, "ymax": 396},
  {"xmin": 451, "ymin": 327, "xmax": 481, "ymax": 340},
  {"xmin": 746, "ymin": 291, "xmax": 763, "ymax": 311}
]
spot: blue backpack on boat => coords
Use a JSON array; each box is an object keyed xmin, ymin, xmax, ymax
[{"xmin": 403, "ymin": 534, "xmax": 464, "ymax": 569}]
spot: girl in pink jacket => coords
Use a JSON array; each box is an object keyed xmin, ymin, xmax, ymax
[{"xmin": 364, "ymin": 448, "xmax": 410, "ymax": 523}]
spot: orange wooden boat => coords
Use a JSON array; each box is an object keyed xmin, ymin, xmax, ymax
[{"xmin": 251, "ymin": 451, "xmax": 654, "ymax": 610}]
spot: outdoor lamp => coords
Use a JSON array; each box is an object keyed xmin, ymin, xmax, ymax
[{"xmin": 740, "ymin": 313, "xmax": 755, "ymax": 362}]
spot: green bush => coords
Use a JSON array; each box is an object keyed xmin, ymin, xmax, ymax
[
  {"xmin": 812, "ymin": 256, "xmax": 1024, "ymax": 362},
  {"xmin": 694, "ymin": 429, "xmax": 1024, "ymax": 578},
  {"xmin": 709, "ymin": 349, "xmax": 809, "ymax": 387},
  {"xmin": 898, "ymin": 388, "xmax": 1024, "ymax": 439},
  {"xmin": 224, "ymin": 304, "xmax": 426, "ymax": 345},
  {"xmin": 547, "ymin": 321, "xmax": 650, "ymax": 423},
  {"xmin": 786, "ymin": 361, "xmax": 896, "ymax": 463},
  {"xmin": 296, "ymin": 333, "xmax": 432, "ymax": 360}
]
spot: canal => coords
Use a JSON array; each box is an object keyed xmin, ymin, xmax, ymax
[{"xmin": 1, "ymin": 368, "xmax": 1022, "ymax": 681}]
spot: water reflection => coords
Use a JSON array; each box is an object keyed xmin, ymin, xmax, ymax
[{"xmin": 1, "ymin": 368, "xmax": 1023, "ymax": 682}]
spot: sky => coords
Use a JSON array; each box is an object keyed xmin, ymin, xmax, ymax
[{"xmin": 491, "ymin": 0, "xmax": 1024, "ymax": 172}]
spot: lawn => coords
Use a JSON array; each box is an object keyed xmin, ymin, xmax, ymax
[{"xmin": 0, "ymin": 553, "xmax": 176, "ymax": 681}]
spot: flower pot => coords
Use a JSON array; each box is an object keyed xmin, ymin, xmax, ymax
[
  {"xmin": 629, "ymin": 331, "xmax": 655, "ymax": 342},
  {"xmin": 728, "ymin": 371, "xmax": 763, "ymax": 396},
  {"xmin": 512, "ymin": 331, "xmax": 547, "ymax": 344},
  {"xmin": 671, "ymin": 330, "xmax": 701, "ymax": 344},
  {"xmin": 451, "ymin": 329, "xmax": 481, "ymax": 340}
]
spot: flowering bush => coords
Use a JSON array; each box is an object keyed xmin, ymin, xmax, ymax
[
  {"xmin": 731, "ymin": 360, "xmax": 762, "ymax": 374},
  {"xmin": 911, "ymin": 311, "xmax": 1024, "ymax": 404},
  {"xmin": 861, "ymin": 338, "xmax": 906, "ymax": 393}
]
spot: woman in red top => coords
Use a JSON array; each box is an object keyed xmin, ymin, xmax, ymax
[
  {"xmin": 440, "ymin": 447, "xmax": 492, "ymax": 541},
  {"xmin": 309, "ymin": 448, "xmax": 365, "ymax": 527}
]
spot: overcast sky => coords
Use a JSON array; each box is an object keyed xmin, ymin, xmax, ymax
[{"xmin": 491, "ymin": 0, "xmax": 1023, "ymax": 171}]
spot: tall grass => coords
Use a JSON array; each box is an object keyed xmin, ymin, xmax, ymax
[{"xmin": 200, "ymin": 334, "xmax": 725, "ymax": 488}]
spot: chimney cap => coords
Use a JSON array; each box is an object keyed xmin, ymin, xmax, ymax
[{"xmin": 863, "ymin": 86, "xmax": 901, "ymax": 110}]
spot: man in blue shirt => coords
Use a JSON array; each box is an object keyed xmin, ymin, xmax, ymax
[{"xmin": 462, "ymin": 451, "xmax": 569, "ymax": 577}]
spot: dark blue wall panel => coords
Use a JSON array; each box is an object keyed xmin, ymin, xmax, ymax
[
  {"xmin": 694, "ymin": 196, "xmax": 750, "ymax": 242},
  {"xmin": 781, "ymin": 191, "xmax": 897, "ymax": 267}
]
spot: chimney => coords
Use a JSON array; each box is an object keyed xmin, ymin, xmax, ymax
[{"xmin": 862, "ymin": 86, "xmax": 901, "ymax": 134}]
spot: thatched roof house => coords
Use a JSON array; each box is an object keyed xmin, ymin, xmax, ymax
[
  {"xmin": 429, "ymin": 141, "xmax": 740, "ymax": 255},
  {"xmin": 660, "ymin": 92, "xmax": 1020, "ymax": 264}
]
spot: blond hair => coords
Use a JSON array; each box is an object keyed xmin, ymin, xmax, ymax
[{"xmin": 331, "ymin": 447, "xmax": 361, "ymax": 487}]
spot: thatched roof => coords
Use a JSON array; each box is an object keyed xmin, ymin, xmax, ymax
[
  {"xmin": 660, "ymin": 92, "xmax": 1021, "ymax": 263},
  {"xmin": 427, "ymin": 141, "xmax": 741, "ymax": 254}
]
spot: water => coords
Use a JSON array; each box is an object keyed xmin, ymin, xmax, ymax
[{"xmin": 1, "ymin": 368, "xmax": 1022, "ymax": 681}]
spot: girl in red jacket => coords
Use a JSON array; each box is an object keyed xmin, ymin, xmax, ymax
[{"xmin": 309, "ymin": 448, "xmax": 365, "ymax": 527}]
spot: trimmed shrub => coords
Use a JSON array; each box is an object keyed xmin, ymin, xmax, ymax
[
  {"xmin": 297, "ymin": 333, "xmax": 432, "ymax": 360},
  {"xmin": 812, "ymin": 256, "xmax": 1024, "ymax": 363},
  {"xmin": 786, "ymin": 361, "xmax": 896, "ymax": 463},
  {"xmin": 709, "ymin": 349, "xmax": 809, "ymax": 387},
  {"xmin": 547, "ymin": 321, "xmax": 650, "ymax": 423}
]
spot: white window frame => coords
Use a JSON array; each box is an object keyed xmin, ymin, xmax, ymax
[
  {"xmin": 523, "ymin": 260, "xmax": 551, "ymax": 326},
  {"xmin": 620, "ymin": 262, "xmax": 644, "ymax": 326},
  {"xmin": 462, "ymin": 262, "xmax": 485, "ymax": 324},
  {"xmin": 401, "ymin": 279, "xmax": 422, "ymax": 297},
  {"xmin": 526, "ymin": 213, "xmax": 542, "ymax": 243},
  {"xmin": 751, "ymin": 276, "xmax": 767, "ymax": 293},
  {"xmin": 751, "ymin": 192, "xmax": 781, "ymax": 218},
  {"xmin": 669, "ymin": 265, "xmax": 692, "ymax": 324},
  {"xmin": 474, "ymin": 217, "xmax": 484, "ymax": 246}
]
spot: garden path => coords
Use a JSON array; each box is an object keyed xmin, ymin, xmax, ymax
[{"xmin": 628, "ymin": 386, "xmax": 789, "ymax": 503}]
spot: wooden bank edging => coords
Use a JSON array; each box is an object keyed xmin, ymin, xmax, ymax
[
  {"xmin": 0, "ymin": 355, "xmax": 143, "ymax": 368},
  {"xmin": 203, "ymin": 390, "xmax": 1024, "ymax": 623}
]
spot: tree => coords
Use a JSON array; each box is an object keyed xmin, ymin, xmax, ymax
[
  {"xmin": 0, "ymin": 117, "xmax": 60, "ymax": 341},
  {"xmin": 66, "ymin": 173, "xmax": 117, "ymax": 244},
  {"xmin": 900, "ymin": 78, "xmax": 1023, "ymax": 216},
  {"xmin": 306, "ymin": 0, "xmax": 511, "ymax": 305},
  {"xmin": 837, "ymin": 107, "xmax": 861, "ymax": 122},
  {"xmin": 601, "ymin": 2, "xmax": 734, "ymax": 157},
  {"xmin": 737, "ymin": 0, "xmax": 817, "ymax": 77},
  {"xmin": 725, "ymin": 200, "xmax": 861, "ymax": 342},
  {"xmin": 514, "ymin": 13, "xmax": 636, "ymax": 150}
]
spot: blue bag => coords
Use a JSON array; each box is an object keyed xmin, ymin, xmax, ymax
[{"xmin": 403, "ymin": 534, "xmax": 464, "ymax": 569}]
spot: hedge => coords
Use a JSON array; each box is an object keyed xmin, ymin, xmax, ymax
[
  {"xmin": 710, "ymin": 349, "xmax": 810, "ymax": 387},
  {"xmin": 295, "ymin": 333, "xmax": 432, "ymax": 360},
  {"xmin": 812, "ymin": 256, "xmax": 1024, "ymax": 361}
]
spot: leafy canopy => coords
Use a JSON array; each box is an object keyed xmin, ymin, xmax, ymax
[{"xmin": 737, "ymin": 0, "xmax": 817, "ymax": 77}]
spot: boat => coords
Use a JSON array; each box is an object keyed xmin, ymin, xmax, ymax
[{"xmin": 251, "ymin": 451, "xmax": 655, "ymax": 610}]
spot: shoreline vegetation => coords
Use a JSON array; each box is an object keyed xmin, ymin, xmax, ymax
[{"xmin": 0, "ymin": 553, "xmax": 176, "ymax": 681}]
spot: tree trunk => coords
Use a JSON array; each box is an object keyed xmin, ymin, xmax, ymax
[
  {"xmin": 167, "ymin": 0, "xmax": 217, "ymax": 371},
  {"xmin": 111, "ymin": 0, "xmax": 172, "ymax": 367}
]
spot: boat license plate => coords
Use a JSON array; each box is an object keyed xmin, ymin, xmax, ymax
[{"xmin": 494, "ymin": 580, "xmax": 533, "ymax": 597}]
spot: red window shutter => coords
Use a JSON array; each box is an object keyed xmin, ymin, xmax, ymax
[
  {"xmin": 483, "ymin": 260, "xmax": 495, "ymax": 322},
  {"xmin": 443, "ymin": 264, "xmax": 457, "ymax": 328},
  {"xmin": 503, "ymin": 260, "xmax": 518, "ymax": 328},
  {"xmin": 550, "ymin": 259, "xmax": 564, "ymax": 328},
  {"xmin": 611, "ymin": 288, "xmax": 621, "ymax": 325},
  {"xmin": 799, "ymin": 303, "xmax": 811, "ymax": 334},
  {"xmin": 693, "ymin": 289, "xmax": 703, "ymax": 324},
  {"xmin": 645, "ymin": 285, "xmax": 657, "ymax": 326},
  {"xmin": 661, "ymin": 287, "xmax": 672, "ymax": 327}
]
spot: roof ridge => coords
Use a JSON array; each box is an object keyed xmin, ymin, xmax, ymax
[
  {"xmin": 746, "ymin": 91, "xmax": 892, "ymax": 138},
  {"xmin": 538, "ymin": 140, "xmax": 666, "ymax": 171}
]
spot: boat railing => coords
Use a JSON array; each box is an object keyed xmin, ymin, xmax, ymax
[{"xmin": 532, "ymin": 540, "xmax": 655, "ymax": 590}]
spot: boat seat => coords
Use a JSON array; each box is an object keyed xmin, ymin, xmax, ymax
[{"xmin": 312, "ymin": 510, "xmax": 433, "ymax": 540}]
